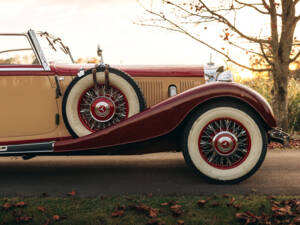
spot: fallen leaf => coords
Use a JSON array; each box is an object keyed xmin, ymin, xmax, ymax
[
  {"xmin": 227, "ymin": 197, "xmax": 235, "ymax": 206},
  {"xmin": 16, "ymin": 216, "xmax": 32, "ymax": 223},
  {"xmin": 37, "ymin": 206, "xmax": 46, "ymax": 212},
  {"xmin": 43, "ymin": 218, "xmax": 50, "ymax": 225},
  {"xmin": 111, "ymin": 210, "xmax": 124, "ymax": 217},
  {"xmin": 136, "ymin": 203, "xmax": 150, "ymax": 212},
  {"xmin": 170, "ymin": 204, "xmax": 183, "ymax": 217},
  {"xmin": 167, "ymin": 200, "xmax": 179, "ymax": 206},
  {"xmin": 67, "ymin": 189, "xmax": 76, "ymax": 196},
  {"xmin": 292, "ymin": 215, "xmax": 300, "ymax": 224},
  {"xmin": 233, "ymin": 204, "xmax": 241, "ymax": 210},
  {"xmin": 160, "ymin": 202, "xmax": 169, "ymax": 206},
  {"xmin": 15, "ymin": 201, "xmax": 26, "ymax": 207},
  {"xmin": 148, "ymin": 208, "xmax": 158, "ymax": 218},
  {"xmin": 197, "ymin": 200, "xmax": 207, "ymax": 207},
  {"xmin": 2, "ymin": 202, "xmax": 13, "ymax": 210},
  {"xmin": 177, "ymin": 219, "xmax": 184, "ymax": 225},
  {"xmin": 53, "ymin": 215, "xmax": 60, "ymax": 221}
]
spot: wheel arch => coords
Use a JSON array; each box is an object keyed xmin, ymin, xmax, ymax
[{"xmin": 177, "ymin": 96, "xmax": 274, "ymax": 136}]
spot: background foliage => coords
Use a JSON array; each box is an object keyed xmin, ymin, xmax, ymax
[{"xmin": 241, "ymin": 76, "xmax": 300, "ymax": 132}]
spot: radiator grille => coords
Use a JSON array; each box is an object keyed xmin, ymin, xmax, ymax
[
  {"xmin": 137, "ymin": 80, "xmax": 164, "ymax": 107},
  {"xmin": 180, "ymin": 81, "xmax": 196, "ymax": 92}
]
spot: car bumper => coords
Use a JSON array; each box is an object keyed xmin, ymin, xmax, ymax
[{"xmin": 268, "ymin": 128, "xmax": 290, "ymax": 147}]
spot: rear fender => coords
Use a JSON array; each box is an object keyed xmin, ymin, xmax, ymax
[{"xmin": 54, "ymin": 82, "xmax": 276, "ymax": 152}]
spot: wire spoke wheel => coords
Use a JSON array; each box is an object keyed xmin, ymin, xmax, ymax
[
  {"xmin": 62, "ymin": 66, "xmax": 146, "ymax": 137},
  {"xmin": 182, "ymin": 102, "xmax": 267, "ymax": 183},
  {"xmin": 78, "ymin": 85, "xmax": 129, "ymax": 132},
  {"xmin": 199, "ymin": 118, "xmax": 251, "ymax": 169}
]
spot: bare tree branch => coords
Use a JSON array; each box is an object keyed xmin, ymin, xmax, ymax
[
  {"xmin": 293, "ymin": 0, "xmax": 300, "ymax": 6},
  {"xmin": 290, "ymin": 49, "xmax": 300, "ymax": 62},
  {"xmin": 261, "ymin": 0, "xmax": 271, "ymax": 13},
  {"xmin": 137, "ymin": 1, "xmax": 271, "ymax": 72},
  {"xmin": 259, "ymin": 42, "xmax": 273, "ymax": 65},
  {"xmin": 198, "ymin": 0, "xmax": 271, "ymax": 44},
  {"xmin": 227, "ymin": 40, "xmax": 264, "ymax": 57},
  {"xmin": 234, "ymin": 0, "xmax": 279, "ymax": 15}
]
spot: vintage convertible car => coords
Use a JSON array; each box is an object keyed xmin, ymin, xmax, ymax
[{"xmin": 0, "ymin": 30, "xmax": 288, "ymax": 183}]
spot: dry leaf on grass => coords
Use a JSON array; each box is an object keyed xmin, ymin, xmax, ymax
[
  {"xmin": 53, "ymin": 215, "xmax": 60, "ymax": 221},
  {"xmin": 177, "ymin": 219, "xmax": 185, "ymax": 225},
  {"xmin": 111, "ymin": 210, "xmax": 125, "ymax": 217},
  {"xmin": 170, "ymin": 204, "xmax": 183, "ymax": 217},
  {"xmin": 197, "ymin": 199, "xmax": 208, "ymax": 207},
  {"xmin": 148, "ymin": 208, "xmax": 159, "ymax": 218},
  {"xmin": 2, "ymin": 203, "xmax": 14, "ymax": 210},
  {"xmin": 37, "ymin": 206, "xmax": 46, "ymax": 212},
  {"xmin": 43, "ymin": 218, "xmax": 50, "ymax": 225},
  {"xmin": 16, "ymin": 216, "xmax": 32, "ymax": 223},
  {"xmin": 67, "ymin": 189, "xmax": 76, "ymax": 196},
  {"xmin": 15, "ymin": 201, "xmax": 26, "ymax": 207},
  {"xmin": 160, "ymin": 202, "xmax": 169, "ymax": 206}
]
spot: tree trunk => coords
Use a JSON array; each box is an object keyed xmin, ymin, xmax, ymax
[
  {"xmin": 272, "ymin": 63, "xmax": 289, "ymax": 131},
  {"xmin": 270, "ymin": 0, "xmax": 296, "ymax": 132}
]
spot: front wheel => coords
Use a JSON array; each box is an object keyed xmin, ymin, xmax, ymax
[{"xmin": 182, "ymin": 101, "xmax": 267, "ymax": 183}]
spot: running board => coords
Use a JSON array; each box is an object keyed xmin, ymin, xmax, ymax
[{"xmin": 0, "ymin": 142, "xmax": 54, "ymax": 155}]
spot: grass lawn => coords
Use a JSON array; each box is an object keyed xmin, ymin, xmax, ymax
[{"xmin": 0, "ymin": 194, "xmax": 300, "ymax": 225}]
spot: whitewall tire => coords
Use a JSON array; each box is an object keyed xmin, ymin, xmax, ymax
[
  {"xmin": 62, "ymin": 66, "xmax": 146, "ymax": 137},
  {"xmin": 182, "ymin": 101, "xmax": 267, "ymax": 183}
]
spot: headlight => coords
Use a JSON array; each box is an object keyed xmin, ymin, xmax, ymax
[
  {"xmin": 168, "ymin": 85, "xmax": 177, "ymax": 97},
  {"xmin": 216, "ymin": 71, "xmax": 234, "ymax": 82}
]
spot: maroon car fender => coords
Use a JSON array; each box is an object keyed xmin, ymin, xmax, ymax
[{"xmin": 54, "ymin": 82, "xmax": 276, "ymax": 152}]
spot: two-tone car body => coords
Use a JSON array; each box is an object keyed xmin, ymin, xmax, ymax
[{"xmin": 0, "ymin": 30, "xmax": 287, "ymax": 183}]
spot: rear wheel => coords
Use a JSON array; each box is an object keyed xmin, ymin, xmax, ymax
[
  {"xmin": 62, "ymin": 66, "xmax": 146, "ymax": 137},
  {"xmin": 182, "ymin": 101, "xmax": 267, "ymax": 183}
]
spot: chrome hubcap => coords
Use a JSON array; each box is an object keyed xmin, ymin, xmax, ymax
[
  {"xmin": 199, "ymin": 118, "xmax": 251, "ymax": 169},
  {"xmin": 90, "ymin": 97, "xmax": 115, "ymax": 122},
  {"xmin": 78, "ymin": 85, "xmax": 128, "ymax": 131},
  {"xmin": 212, "ymin": 131, "xmax": 238, "ymax": 156}
]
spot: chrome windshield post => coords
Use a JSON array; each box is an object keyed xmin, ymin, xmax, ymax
[{"xmin": 27, "ymin": 29, "xmax": 51, "ymax": 71}]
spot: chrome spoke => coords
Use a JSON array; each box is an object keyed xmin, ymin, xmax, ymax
[
  {"xmin": 199, "ymin": 118, "xmax": 251, "ymax": 169},
  {"xmin": 78, "ymin": 84, "xmax": 128, "ymax": 132}
]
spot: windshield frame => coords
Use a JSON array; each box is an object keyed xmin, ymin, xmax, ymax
[{"xmin": 28, "ymin": 30, "xmax": 74, "ymax": 71}]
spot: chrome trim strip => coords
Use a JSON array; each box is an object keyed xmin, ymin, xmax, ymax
[
  {"xmin": 0, "ymin": 33, "xmax": 27, "ymax": 36},
  {"xmin": 0, "ymin": 150, "xmax": 53, "ymax": 154},
  {"xmin": 0, "ymin": 68, "xmax": 45, "ymax": 71},
  {"xmin": 28, "ymin": 30, "xmax": 51, "ymax": 71},
  {"xmin": 0, "ymin": 141, "xmax": 54, "ymax": 155}
]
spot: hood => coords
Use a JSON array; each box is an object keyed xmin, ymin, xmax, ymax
[{"xmin": 51, "ymin": 63, "xmax": 204, "ymax": 77}]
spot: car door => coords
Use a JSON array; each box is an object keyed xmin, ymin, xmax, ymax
[{"xmin": 0, "ymin": 33, "xmax": 59, "ymax": 139}]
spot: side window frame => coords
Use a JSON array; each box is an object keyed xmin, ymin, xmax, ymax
[
  {"xmin": 0, "ymin": 30, "xmax": 51, "ymax": 71},
  {"xmin": 0, "ymin": 33, "xmax": 38, "ymax": 66}
]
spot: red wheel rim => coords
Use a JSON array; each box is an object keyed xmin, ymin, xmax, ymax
[
  {"xmin": 198, "ymin": 118, "xmax": 251, "ymax": 169},
  {"xmin": 77, "ymin": 84, "xmax": 129, "ymax": 132}
]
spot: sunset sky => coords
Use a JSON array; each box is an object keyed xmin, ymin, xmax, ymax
[{"xmin": 1, "ymin": 0, "xmax": 299, "ymax": 68}]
